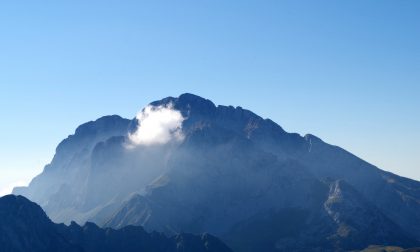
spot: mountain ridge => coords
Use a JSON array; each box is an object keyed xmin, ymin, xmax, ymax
[
  {"xmin": 13, "ymin": 93, "xmax": 420, "ymax": 251},
  {"xmin": 0, "ymin": 194, "xmax": 233, "ymax": 252}
]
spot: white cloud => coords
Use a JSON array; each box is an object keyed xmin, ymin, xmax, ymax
[{"xmin": 128, "ymin": 104, "xmax": 185, "ymax": 146}]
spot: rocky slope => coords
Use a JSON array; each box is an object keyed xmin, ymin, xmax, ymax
[{"xmin": 0, "ymin": 195, "xmax": 232, "ymax": 252}]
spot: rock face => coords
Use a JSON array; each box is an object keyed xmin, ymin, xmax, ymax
[
  {"xmin": 0, "ymin": 195, "xmax": 233, "ymax": 252},
  {"xmin": 13, "ymin": 115, "xmax": 132, "ymax": 224},
  {"xmin": 0, "ymin": 195, "xmax": 82, "ymax": 252},
  {"xmin": 13, "ymin": 93, "xmax": 420, "ymax": 251}
]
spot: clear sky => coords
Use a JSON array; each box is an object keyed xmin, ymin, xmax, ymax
[{"xmin": 0, "ymin": 1, "xmax": 419, "ymax": 195}]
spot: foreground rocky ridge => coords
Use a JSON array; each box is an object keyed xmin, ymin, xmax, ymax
[
  {"xmin": 0, "ymin": 195, "xmax": 232, "ymax": 252},
  {"xmin": 13, "ymin": 93, "xmax": 420, "ymax": 251}
]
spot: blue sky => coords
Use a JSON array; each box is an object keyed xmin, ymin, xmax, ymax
[{"xmin": 0, "ymin": 1, "xmax": 419, "ymax": 194}]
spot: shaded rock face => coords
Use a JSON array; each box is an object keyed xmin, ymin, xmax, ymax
[
  {"xmin": 13, "ymin": 115, "xmax": 132, "ymax": 223},
  {"xmin": 0, "ymin": 195, "xmax": 233, "ymax": 252},
  {"xmin": 55, "ymin": 222, "xmax": 232, "ymax": 252},
  {"xmin": 13, "ymin": 93, "xmax": 420, "ymax": 251},
  {"xmin": 0, "ymin": 195, "xmax": 82, "ymax": 252},
  {"xmin": 322, "ymin": 180, "xmax": 417, "ymax": 251}
]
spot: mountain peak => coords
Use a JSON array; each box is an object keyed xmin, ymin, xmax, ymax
[
  {"xmin": 150, "ymin": 93, "xmax": 213, "ymax": 105},
  {"xmin": 10, "ymin": 93, "xmax": 420, "ymax": 251},
  {"xmin": 149, "ymin": 93, "xmax": 216, "ymax": 118},
  {"xmin": 178, "ymin": 92, "xmax": 215, "ymax": 105}
]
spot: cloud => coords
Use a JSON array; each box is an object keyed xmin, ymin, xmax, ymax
[{"xmin": 128, "ymin": 104, "xmax": 185, "ymax": 146}]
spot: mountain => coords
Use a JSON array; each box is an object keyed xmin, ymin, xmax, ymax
[
  {"xmin": 0, "ymin": 195, "xmax": 81, "ymax": 252},
  {"xmin": 13, "ymin": 93, "xmax": 420, "ymax": 251},
  {"xmin": 13, "ymin": 115, "xmax": 132, "ymax": 224},
  {"xmin": 0, "ymin": 195, "xmax": 232, "ymax": 252}
]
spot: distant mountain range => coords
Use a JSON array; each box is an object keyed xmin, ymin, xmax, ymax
[
  {"xmin": 13, "ymin": 93, "xmax": 420, "ymax": 251},
  {"xmin": 0, "ymin": 195, "xmax": 232, "ymax": 252}
]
